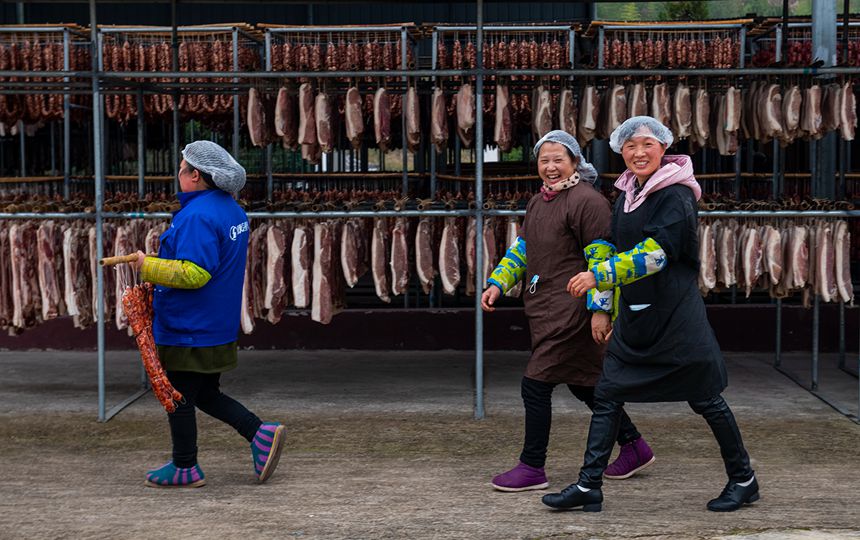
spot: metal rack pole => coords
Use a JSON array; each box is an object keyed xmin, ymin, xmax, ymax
[
  {"xmin": 170, "ymin": 1, "xmax": 180, "ymax": 193},
  {"xmin": 63, "ymin": 28, "xmax": 71, "ymax": 200},
  {"xmin": 91, "ymin": 0, "xmax": 107, "ymax": 422},
  {"xmin": 430, "ymin": 29, "xmax": 438, "ymax": 196},
  {"xmin": 812, "ymin": 295, "xmax": 820, "ymax": 391},
  {"xmin": 775, "ymin": 297, "xmax": 782, "ymax": 367},
  {"xmin": 137, "ymin": 89, "xmax": 145, "ymax": 197},
  {"xmin": 264, "ymin": 30, "xmax": 273, "ymax": 201},
  {"xmin": 232, "ymin": 28, "xmax": 240, "ymax": 161},
  {"xmin": 474, "ymin": 0, "xmax": 485, "ymax": 420},
  {"xmin": 401, "ymin": 26, "xmax": 408, "ymax": 198}
]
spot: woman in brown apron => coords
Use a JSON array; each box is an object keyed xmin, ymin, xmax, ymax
[{"xmin": 483, "ymin": 130, "xmax": 654, "ymax": 492}]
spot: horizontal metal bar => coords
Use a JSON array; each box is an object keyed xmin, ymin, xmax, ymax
[
  {"xmin": 6, "ymin": 64, "xmax": 860, "ymax": 81},
  {"xmin": 266, "ymin": 26, "xmax": 412, "ymax": 33},
  {"xmin": 602, "ymin": 23, "xmax": 746, "ymax": 30},
  {"xmin": 99, "ymin": 25, "xmax": 249, "ymax": 33},
  {"xmin": 0, "ymin": 212, "xmax": 96, "ymax": 219},
  {"xmin": 246, "ymin": 209, "xmax": 477, "ymax": 218},
  {"xmin": 434, "ymin": 25, "xmax": 572, "ymax": 32},
  {"xmin": 700, "ymin": 210, "xmax": 860, "ymax": 218},
  {"xmin": 0, "ymin": 26, "xmax": 84, "ymax": 33}
]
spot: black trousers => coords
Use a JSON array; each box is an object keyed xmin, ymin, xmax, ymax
[
  {"xmin": 577, "ymin": 394, "xmax": 754, "ymax": 488},
  {"xmin": 166, "ymin": 370, "xmax": 263, "ymax": 468},
  {"xmin": 519, "ymin": 376, "xmax": 642, "ymax": 469}
]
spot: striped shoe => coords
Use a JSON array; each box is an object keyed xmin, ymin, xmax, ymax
[
  {"xmin": 251, "ymin": 422, "xmax": 286, "ymax": 483},
  {"xmin": 144, "ymin": 461, "xmax": 206, "ymax": 488}
]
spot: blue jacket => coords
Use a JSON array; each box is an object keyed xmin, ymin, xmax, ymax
[{"xmin": 153, "ymin": 189, "xmax": 249, "ymax": 347}]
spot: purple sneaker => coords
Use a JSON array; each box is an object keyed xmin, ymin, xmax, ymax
[
  {"xmin": 491, "ymin": 461, "xmax": 549, "ymax": 492},
  {"xmin": 144, "ymin": 461, "xmax": 206, "ymax": 488},
  {"xmin": 604, "ymin": 437, "xmax": 655, "ymax": 480}
]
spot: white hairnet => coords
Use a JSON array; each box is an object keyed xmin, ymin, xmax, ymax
[
  {"xmin": 532, "ymin": 130, "xmax": 599, "ymax": 185},
  {"xmin": 609, "ymin": 116, "xmax": 674, "ymax": 154},
  {"xmin": 181, "ymin": 140, "xmax": 246, "ymax": 194}
]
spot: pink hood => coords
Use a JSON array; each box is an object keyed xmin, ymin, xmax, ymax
[{"xmin": 614, "ymin": 154, "xmax": 702, "ymax": 213}]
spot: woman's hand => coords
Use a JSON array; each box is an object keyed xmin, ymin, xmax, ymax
[
  {"xmin": 128, "ymin": 250, "xmax": 146, "ymax": 272},
  {"xmin": 481, "ymin": 285, "xmax": 501, "ymax": 312},
  {"xmin": 567, "ymin": 270, "xmax": 597, "ymax": 297},
  {"xmin": 591, "ymin": 311, "xmax": 613, "ymax": 344}
]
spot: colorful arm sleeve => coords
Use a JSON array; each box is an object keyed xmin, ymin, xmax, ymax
[
  {"xmin": 141, "ymin": 257, "xmax": 212, "ymax": 289},
  {"xmin": 583, "ymin": 240, "xmax": 616, "ymax": 313},
  {"xmin": 487, "ymin": 237, "xmax": 526, "ymax": 294},
  {"xmin": 591, "ymin": 237, "xmax": 667, "ymax": 292}
]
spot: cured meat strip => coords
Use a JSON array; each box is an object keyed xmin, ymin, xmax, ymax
[
  {"xmin": 577, "ymin": 85, "xmax": 599, "ymax": 147},
  {"xmin": 699, "ymin": 221, "xmax": 717, "ymax": 292},
  {"xmin": 834, "ymin": 221, "xmax": 853, "ymax": 303},
  {"xmin": 716, "ymin": 219, "xmax": 737, "ymax": 287},
  {"xmin": 291, "ymin": 224, "xmax": 313, "ymax": 309},
  {"xmin": 36, "ymin": 221, "xmax": 62, "ymax": 321},
  {"xmin": 275, "ymin": 87, "xmax": 299, "ymax": 151},
  {"xmin": 456, "ymin": 82, "xmax": 475, "ymax": 147},
  {"xmin": 298, "ymin": 83, "xmax": 317, "ymax": 146},
  {"xmin": 494, "ymin": 83, "xmax": 513, "ymax": 152},
  {"xmin": 532, "ymin": 85, "xmax": 552, "ymax": 139},
  {"xmin": 465, "ymin": 217, "xmax": 477, "ymax": 296},
  {"xmin": 265, "ymin": 222, "xmax": 289, "ymax": 325},
  {"xmin": 405, "ymin": 86, "xmax": 420, "ymax": 154},
  {"xmin": 247, "ymin": 88, "xmax": 265, "ymax": 147},
  {"xmin": 374, "ymin": 87, "xmax": 391, "ymax": 151},
  {"xmin": 311, "ymin": 221, "xmax": 335, "ymax": 324},
  {"xmin": 345, "ymin": 86, "xmax": 364, "ymax": 150},
  {"xmin": 839, "ymin": 81, "xmax": 857, "ymax": 141},
  {"xmin": 390, "ymin": 217, "xmax": 409, "ymax": 296},
  {"xmin": 415, "ymin": 217, "xmax": 435, "ymax": 295},
  {"xmin": 439, "ymin": 217, "xmax": 461, "ymax": 295},
  {"xmin": 762, "ymin": 225, "xmax": 783, "ymax": 285},
  {"xmin": 789, "ymin": 225, "xmax": 809, "ymax": 289},
  {"xmin": 371, "ymin": 217, "xmax": 391, "ymax": 303},
  {"xmin": 0, "ymin": 227, "xmax": 14, "ymax": 330},
  {"xmin": 315, "ymin": 91, "xmax": 333, "ymax": 153},
  {"xmin": 558, "ymin": 87, "xmax": 577, "ymax": 139},
  {"xmin": 431, "ymin": 87, "xmax": 448, "ymax": 154},
  {"xmin": 249, "ymin": 223, "xmax": 269, "ymax": 320},
  {"xmin": 240, "ymin": 243, "xmax": 255, "ymax": 334},
  {"xmin": 671, "ymin": 83, "xmax": 692, "ymax": 140}
]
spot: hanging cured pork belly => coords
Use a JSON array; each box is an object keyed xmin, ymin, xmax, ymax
[
  {"xmin": 89, "ymin": 224, "xmax": 115, "ymax": 324},
  {"xmin": 311, "ymin": 221, "xmax": 338, "ymax": 324},
  {"xmin": 374, "ymin": 87, "xmax": 392, "ymax": 152},
  {"xmin": 439, "ymin": 217, "xmax": 461, "ymax": 295},
  {"xmin": 725, "ymin": 86, "xmax": 742, "ymax": 133},
  {"xmin": 606, "ymin": 83, "xmax": 627, "ymax": 136},
  {"xmin": 690, "ymin": 87, "xmax": 710, "ymax": 149},
  {"xmin": 247, "ymin": 87, "xmax": 266, "ymax": 147},
  {"xmin": 249, "ymin": 223, "xmax": 269, "ymax": 320},
  {"xmin": 264, "ymin": 222, "xmax": 290, "ymax": 325},
  {"xmin": 558, "ymin": 87, "xmax": 577, "ymax": 139},
  {"xmin": 275, "ymin": 87, "xmax": 299, "ymax": 150},
  {"xmin": 577, "ymin": 85, "xmax": 599, "ymax": 146},
  {"xmin": 834, "ymin": 221, "xmax": 853, "ymax": 303},
  {"xmin": 36, "ymin": 221, "xmax": 62, "ymax": 321},
  {"xmin": 780, "ymin": 85, "xmax": 802, "ymax": 145},
  {"xmin": 741, "ymin": 226, "xmax": 762, "ymax": 298},
  {"xmin": 716, "ymin": 219, "xmax": 738, "ymax": 287},
  {"xmin": 371, "ymin": 217, "xmax": 391, "ymax": 303},
  {"xmin": 0, "ymin": 229, "xmax": 12, "ymax": 329},
  {"xmin": 627, "ymin": 83, "xmax": 647, "ymax": 119},
  {"xmin": 839, "ymin": 81, "xmax": 856, "ymax": 141},
  {"xmin": 456, "ymin": 82, "xmax": 475, "ymax": 147},
  {"xmin": 389, "ymin": 217, "xmax": 410, "ymax": 297},
  {"xmin": 761, "ymin": 84, "xmax": 784, "ymax": 142},
  {"xmin": 112, "ymin": 223, "xmax": 132, "ymax": 330},
  {"xmin": 788, "ymin": 225, "xmax": 809, "ymax": 289},
  {"xmin": 650, "ymin": 82, "xmax": 671, "ymax": 128},
  {"xmin": 431, "ymin": 87, "xmax": 449, "ymax": 154},
  {"xmin": 344, "ymin": 86, "xmax": 364, "ymax": 150},
  {"xmin": 291, "ymin": 224, "xmax": 312, "ymax": 309},
  {"xmin": 800, "ymin": 85, "xmax": 823, "ymax": 140},
  {"xmin": 504, "ymin": 217, "xmax": 523, "ymax": 298},
  {"xmin": 415, "ymin": 217, "xmax": 435, "ymax": 295},
  {"xmin": 297, "ymin": 83, "xmax": 317, "ymax": 146},
  {"xmin": 240, "ymin": 243, "xmax": 255, "ymax": 334},
  {"xmin": 820, "ymin": 83, "xmax": 842, "ymax": 134},
  {"xmin": 714, "ymin": 95, "xmax": 731, "ymax": 156},
  {"xmin": 340, "ymin": 218, "xmax": 368, "ymax": 288},
  {"xmin": 816, "ymin": 221, "xmax": 838, "ymax": 303},
  {"xmin": 405, "ymin": 86, "xmax": 420, "ymax": 153},
  {"xmin": 465, "ymin": 217, "xmax": 477, "ymax": 296},
  {"xmin": 533, "ymin": 85, "xmax": 552, "ymax": 139},
  {"xmin": 315, "ymin": 92, "xmax": 333, "ymax": 153},
  {"xmin": 671, "ymin": 82, "xmax": 692, "ymax": 140},
  {"xmin": 482, "ymin": 217, "xmax": 497, "ymax": 286},
  {"xmin": 301, "ymin": 141, "xmax": 321, "ymax": 165},
  {"xmin": 699, "ymin": 221, "xmax": 717, "ymax": 292},
  {"xmin": 762, "ymin": 225, "xmax": 783, "ymax": 285},
  {"xmin": 494, "ymin": 83, "xmax": 514, "ymax": 152}
]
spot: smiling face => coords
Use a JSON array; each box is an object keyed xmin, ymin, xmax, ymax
[
  {"xmin": 621, "ymin": 136, "xmax": 668, "ymax": 185},
  {"xmin": 537, "ymin": 142, "xmax": 577, "ymax": 186}
]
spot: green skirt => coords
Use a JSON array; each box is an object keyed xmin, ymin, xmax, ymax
[{"xmin": 157, "ymin": 341, "xmax": 238, "ymax": 373}]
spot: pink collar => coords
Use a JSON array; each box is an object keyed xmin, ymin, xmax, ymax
[{"xmin": 614, "ymin": 155, "xmax": 702, "ymax": 212}]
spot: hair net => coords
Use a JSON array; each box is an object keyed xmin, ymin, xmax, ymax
[
  {"xmin": 181, "ymin": 140, "xmax": 246, "ymax": 194},
  {"xmin": 609, "ymin": 116, "xmax": 674, "ymax": 154},
  {"xmin": 532, "ymin": 130, "xmax": 598, "ymax": 185}
]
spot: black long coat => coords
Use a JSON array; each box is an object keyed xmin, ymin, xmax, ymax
[{"xmin": 596, "ymin": 184, "xmax": 728, "ymax": 403}]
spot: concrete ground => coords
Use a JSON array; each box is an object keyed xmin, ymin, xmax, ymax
[{"xmin": 0, "ymin": 349, "xmax": 858, "ymax": 539}]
